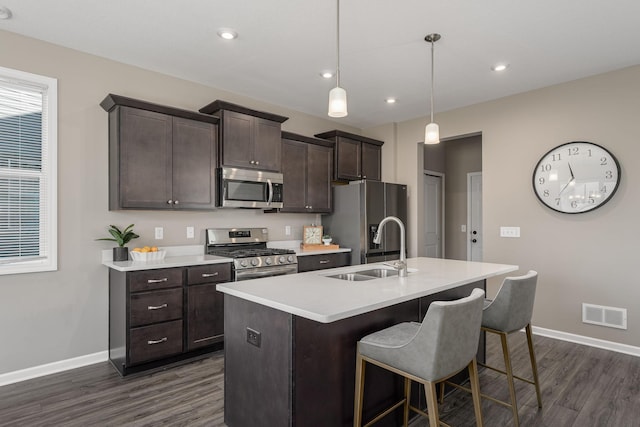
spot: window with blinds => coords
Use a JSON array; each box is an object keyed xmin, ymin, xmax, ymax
[{"xmin": 0, "ymin": 67, "xmax": 57, "ymax": 275}]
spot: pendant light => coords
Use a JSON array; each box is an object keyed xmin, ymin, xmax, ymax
[
  {"xmin": 328, "ymin": 0, "xmax": 347, "ymax": 117},
  {"xmin": 424, "ymin": 33, "xmax": 441, "ymax": 144}
]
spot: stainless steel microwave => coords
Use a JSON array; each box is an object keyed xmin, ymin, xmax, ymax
[{"xmin": 217, "ymin": 167, "xmax": 284, "ymax": 208}]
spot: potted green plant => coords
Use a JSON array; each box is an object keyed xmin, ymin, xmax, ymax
[
  {"xmin": 97, "ymin": 224, "xmax": 140, "ymax": 261},
  {"xmin": 322, "ymin": 234, "xmax": 333, "ymax": 245}
]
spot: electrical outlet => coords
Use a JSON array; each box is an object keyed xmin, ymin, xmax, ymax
[
  {"xmin": 500, "ymin": 226, "xmax": 520, "ymax": 238},
  {"xmin": 285, "ymin": 225, "xmax": 291, "ymax": 236},
  {"xmin": 461, "ymin": 225, "xmax": 466, "ymax": 232},
  {"xmin": 186, "ymin": 226, "xmax": 195, "ymax": 239},
  {"xmin": 155, "ymin": 227, "xmax": 163, "ymax": 240},
  {"xmin": 246, "ymin": 327, "xmax": 261, "ymax": 347}
]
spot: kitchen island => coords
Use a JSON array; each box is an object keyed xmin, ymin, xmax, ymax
[{"xmin": 217, "ymin": 257, "xmax": 517, "ymax": 427}]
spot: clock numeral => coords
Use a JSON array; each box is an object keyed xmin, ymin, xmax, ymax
[
  {"xmin": 600, "ymin": 185, "xmax": 607, "ymax": 193},
  {"xmin": 567, "ymin": 147, "xmax": 579, "ymax": 156},
  {"xmin": 571, "ymin": 200, "xmax": 578, "ymax": 208},
  {"xmin": 552, "ymin": 153, "xmax": 562, "ymax": 161},
  {"xmin": 600, "ymin": 156, "xmax": 607, "ymax": 165},
  {"xmin": 605, "ymin": 170, "xmax": 613, "ymax": 179},
  {"xmin": 588, "ymin": 197, "xmax": 596, "ymax": 204},
  {"xmin": 587, "ymin": 149, "xmax": 592, "ymax": 157},
  {"xmin": 540, "ymin": 164, "xmax": 551, "ymax": 172},
  {"xmin": 555, "ymin": 198, "xmax": 560, "ymax": 206},
  {"xmin": 543, "ymin": 190, "xmax": 550, "ymax": 197},
  {"xmin": 538, "ymin": 177, "xmax": 545, "ymax": 185}
]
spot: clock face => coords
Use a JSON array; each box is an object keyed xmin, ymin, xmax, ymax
[
  {"xmin": 303, "ymin": 225, "xmax": 323, "ymax": 244},
  {"xmin": 532, "ymin": 141, "xmax": 621, "ymax": 214}
]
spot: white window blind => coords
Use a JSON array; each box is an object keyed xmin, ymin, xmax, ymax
[{"xmin": 0, "ymin": 66, "xmax": 57, "ymax": 275}]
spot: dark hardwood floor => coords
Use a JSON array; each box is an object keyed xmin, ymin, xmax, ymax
[{"xmin": 1, "ymin": 332, "xmax": 639, "ymax": 426}]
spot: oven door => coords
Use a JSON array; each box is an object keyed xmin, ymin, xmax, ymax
[
  {"xmin": 234, "ymin": 264, "xmax": 298, "ymax": 281},
  {"xmin": 218, "ymin": 167, "xmax": 283, "ymax": 209}
]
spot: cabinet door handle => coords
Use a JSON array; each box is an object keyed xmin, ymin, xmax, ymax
[
  {"xmin": 255, "ymin": 161, "xmax": 260, "ymax": 165},
  {"xmin": 250, "ymin": 160, "xmax": 255, "ymax": 164},
  {"xmin": 174, "ymin": 200, "xmax": 179, "ymax": 205},
  {"xmin": 147, "ymin": 337, "xmax": 168, "ymax": 345},
  {"xmin": 167, "ymin": 200, "xmax": 173, "ymax": 204},
  {"xmin": 201, "ymin": 272, "xmax": 219, "ymax": 278},
  {"xmin": 147, "ymin": 303, "xmax": 168, "ymax": 310},
  {"xmin": 319, "ymin": 260, "xmax": 330, "ymax": 264},
  {"xmin": 147, "ymin": 278, "xmax": 168, "ymax": 284}
]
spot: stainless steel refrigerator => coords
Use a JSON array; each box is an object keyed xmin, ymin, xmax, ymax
[{"xmin": 323, "ymin": 180, "xmax": 408, "ymax": 265}]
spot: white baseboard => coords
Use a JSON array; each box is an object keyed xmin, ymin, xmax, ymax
[
  {"xmin": 532, "ymin": 326, "xmax": 640, "ymax": 357},
  {"xmin": 0, "ymin": 351, "xmax": 108, "ymax": 387},
  {"xmin": 2, "ymin": 326, "xmax": 639, "ymax": 388}
]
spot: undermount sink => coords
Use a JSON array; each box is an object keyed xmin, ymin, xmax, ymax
[
  {"xmin": 356, "ymin": 268, "xmax": 399, "ymax": 278},
  {"xmin": 326, "ymin": 273, "xmax": 375, "ymax": 282},
  {"xmin": 325, "ymin": 268, "xmax": 400, "ymax": 282}
]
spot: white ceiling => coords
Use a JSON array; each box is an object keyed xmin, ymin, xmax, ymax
[{"xmin": 2, "ymin": 0, "xmax": 640, "ymax": 129}]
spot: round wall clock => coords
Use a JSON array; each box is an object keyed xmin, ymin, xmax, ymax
[{"xmin": 532, "ymin": 141, "xmax": 621, "ymax": 214}]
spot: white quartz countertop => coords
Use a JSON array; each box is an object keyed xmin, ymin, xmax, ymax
[
  {"xmin": 103, "ymin": 254, "xmax": 233, "ymax": 272},
  {"xmin": 216, "ymin": 257, "xmax": 518, "ymax": 323}
]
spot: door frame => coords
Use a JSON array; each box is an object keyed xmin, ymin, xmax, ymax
[
  {"xmin": 466, "ymin": 171, "xmax": 482, "ymax": 261},
  {"xmin": 424, "ymin": 170, "xmax": 445, "ymax": 258}
]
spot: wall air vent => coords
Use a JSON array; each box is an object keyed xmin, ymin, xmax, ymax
[{"xmin": 582, "ymin": 303, "xmax": 627, "ymax": 330}]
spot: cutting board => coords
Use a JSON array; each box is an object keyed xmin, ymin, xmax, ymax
[{"xmin": 300, "ymin": 243, "xmax": 340, "ymax": 251}]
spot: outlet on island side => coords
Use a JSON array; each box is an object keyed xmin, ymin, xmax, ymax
[
  {"xmin": 246, "ymin": 327, "xmax": 261, "ymax": 348},
  {"xmin": 155, "ymin": 227, "xmax": 163, "ymax": 240}
]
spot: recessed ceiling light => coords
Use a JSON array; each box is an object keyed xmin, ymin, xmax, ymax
[
  {"xmin": 320, "ymin": 71, "xmax": 333, "ymax": 79},
  {"xmin": 491, "ymin": 63, "xmax": 509, "ymax": 72},
  {"xmin": 0, "ymin": 6, "xmax": 12, "ymax": 19},
  {"xmin": 385, "ymin": 98, "xmax": 397, "ymax": 104},
  {"xmin": 217, "ymin": 28, "xmax": 238, "ymax": 40}
]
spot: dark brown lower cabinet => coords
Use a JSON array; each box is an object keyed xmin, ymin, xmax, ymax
[
  {"xmin": 297, "ymin": 252, "xmax": 351, "ymax": 272},
  {"xmin": 108, "ymin": 263, "xmax": 231, "ymax": 376}
]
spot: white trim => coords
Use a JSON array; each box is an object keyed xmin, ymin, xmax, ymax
[
  {"xmin": 532, "ymin": 326, "xmax": 640, "ymax": 357},
  {"xmin": 0, "ymin": 351, "xmax": 108, "ymax": 387},
  {"xmin": 2, "ymin": 326, "xmax": 639, "ymax": 387},
  {"xmin": 423, "ymin": 170, "xmax": 445, "ymax": 258}
]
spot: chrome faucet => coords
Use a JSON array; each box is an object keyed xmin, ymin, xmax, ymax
[{"xmin": 373, "ymin": 216, "xmax": 407, "ymax": 277}]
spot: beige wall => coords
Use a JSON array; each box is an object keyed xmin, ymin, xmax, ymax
[
  {"xmin": 375, "ymin": 65, "xmax": 640, "ymax": 347},
  {"xmin": 0, "ymin": 30, "xmax": 361, "ymax": 374}
]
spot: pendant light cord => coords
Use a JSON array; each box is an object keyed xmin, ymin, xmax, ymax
[
  {"xmin": 336, "ymin": 0, "xmax": 341, "ymax": 88},
  {"xmin": 430, "ymin": 38, "xmax": 434, "ymax": 123}
]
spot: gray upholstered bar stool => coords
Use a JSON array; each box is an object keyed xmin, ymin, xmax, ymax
[
  {"xmin": 353, "ymin": 288, "xmax": 485, "ymax": 427},
  {"xmin": 480, "ymin": 270, "xmax": 542, "ymax": 426}
]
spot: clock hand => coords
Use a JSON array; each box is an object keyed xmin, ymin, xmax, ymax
[
  {"xmin": 559, "ymin": 177, "xmax": 575, "ymax": 196},
  {"xmin": 568, "ymin": 163, "xmax": 575, "ymax": 180}
]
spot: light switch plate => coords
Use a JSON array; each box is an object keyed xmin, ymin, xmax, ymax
[
  {"xmin": 500, "ymin": 226, "xmax": 520, "ymax": 238},
  {"xmin": 186, "ymin": 226, "xmax": 194, "ymax": 239},
  {"xmin": 155, "ymin": 227, "xmax": 164, "ymax": 240}
]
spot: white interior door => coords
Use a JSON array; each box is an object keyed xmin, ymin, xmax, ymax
[
  {"xmin": 467, "ymin": 172, "xmax": 482, "ymax": 261},
  {"xmin": 423, "ymin": 173, "xmax": 443, "ymax": 258}
]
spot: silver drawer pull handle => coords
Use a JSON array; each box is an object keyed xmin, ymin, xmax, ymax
[
  {"xmin": 319, "ymin": 260, "xmax": 330, "ymax": 264},
  {"xmin": 147, "ymin": 303, "xmax": 168, "ymax": 310},
  {"xmin": 147, "ymin": 337, "xmax": 167, "ymax": 345},
  {"xmin": 147, "ymin": 278, "xmax": 168, "ymax": 284},
  {"xmin": 201, "ymin": 272, "xmax": 219, "ymax": 278}
]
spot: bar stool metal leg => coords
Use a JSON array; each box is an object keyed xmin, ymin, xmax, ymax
[
  {"xmin": 354, "ymin": 354, "xmax": 366, "ymax": 426},
  {"xmin": 526, "ymin": 324, "xmax": 542, "ymax": 408},
  {"xmin": 499, "ymin": 331, "xmax": 520, "ymax": 427}
]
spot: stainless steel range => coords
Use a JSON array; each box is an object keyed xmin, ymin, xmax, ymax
[{"xmin": 205, "ymin": 228, "xmax": 297, "ymax": 281}]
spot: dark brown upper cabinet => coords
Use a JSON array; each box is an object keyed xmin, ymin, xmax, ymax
[
  {"xmin": 280, "ymin": 132, "xmax": 333, "ymax": 214},
  {"xmin": 101, "ymin": 94, "xmax": 218, "ymax": 210},
  {"xmin": 314, "ymin": 130, "xmax": 383, "ymax": 182},
  {"xmin": 199, "ymin": 100, "xmax": 288, "ymax": 173}
]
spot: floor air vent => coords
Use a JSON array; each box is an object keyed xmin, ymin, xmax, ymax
[{"xmin": 582, "ymin": 303, "xmax": 627, "ymax": 330}]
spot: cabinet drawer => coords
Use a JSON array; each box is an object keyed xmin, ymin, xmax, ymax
[
  {"xmin": 129, "ymin": 320, "xmax": 183, "ymax": 365},
  {"xmin": 129, "ymin": 268, "xmax": 183, "ymax": 292},
  {"xmin": 187, "ymin": 263, "xmax": 232, "ymax": 285},
  {"xmin": 130, "ymin": 288, "xmax": 183, "ymax": 327},
  {"xmin": 297, "ymin": 252, "xmax": 351, "ymax": 272}
]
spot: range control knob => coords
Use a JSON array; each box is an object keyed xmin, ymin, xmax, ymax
[
  {"xmin": 287, "ymin": 255, "xmax": 295, "ymax": 263},
  {"xmin": 239, "ymin": 259, "xmax": 248, "ymax": 268},
  {"xmin": 265, "ymin": 257, "xmax": 273, "ymax": 265},
  {"xmin": 278, "ymin": 256, "xmax": 286, "ymax": 264},
  {"xmin": 251, "ymin": 258, "xmax": 259, "ymax": 266}
]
